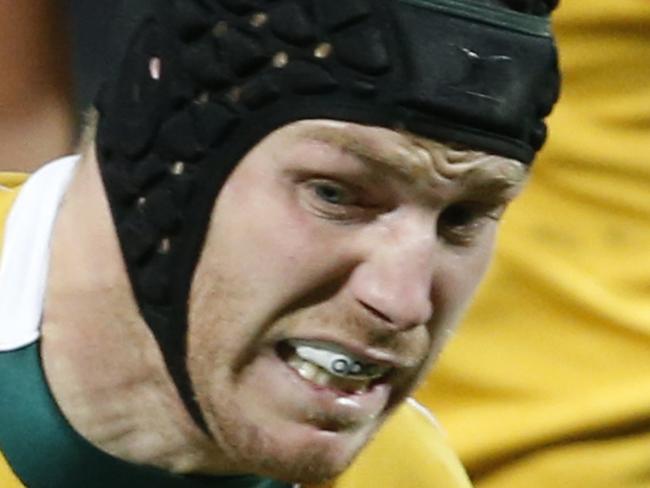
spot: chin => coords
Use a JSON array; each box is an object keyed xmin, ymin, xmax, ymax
[
  {"xmin": 256, "ymin": 440, "xmax": 359, "ymax": 484},
  {"xmin": 205, "ymin": 404, "xmax": 380, "ymax": 484}
]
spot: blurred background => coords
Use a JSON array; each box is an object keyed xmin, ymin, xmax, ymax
[
  {"xmin": 0, "ymin": 0, "xmax": 115, "ymax": 171},
  {"xmin": 1, "ymin": 1, "xmax": 648, "ymax": 486}
]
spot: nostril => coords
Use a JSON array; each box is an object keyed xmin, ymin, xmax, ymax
[{"xmin": 358, "ymin": 299, "xmax": 393, "ymax": 324}]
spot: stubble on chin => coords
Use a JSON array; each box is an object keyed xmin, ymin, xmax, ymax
[
  {"xmin": 190, "ymin": 385, "xmax": 366, "ymax": 483},
  {"xmin": 185, "ymin": 276, "xmax": 357, "ymax": 483},
  {"xmin": 185, "ymin": 242, "xmax": 427, "ymax": 483}
]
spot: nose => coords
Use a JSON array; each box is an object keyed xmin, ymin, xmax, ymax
[{"xmin": 349, "ymin": 218, "xmax": 437, "ymax": 330}]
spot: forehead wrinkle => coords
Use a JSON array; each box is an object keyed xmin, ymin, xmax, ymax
[
  {"xmin": 408, "ymin": 137, "xmax": 491, "ymax": 183},
  {"xmin": 406, "ymin": 135, "xmax": 528, "ymax": 198}
]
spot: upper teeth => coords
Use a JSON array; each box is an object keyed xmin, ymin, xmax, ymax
[{"xmin": 291, "ymin": 341, "xmax": 389, "ymax": 380}]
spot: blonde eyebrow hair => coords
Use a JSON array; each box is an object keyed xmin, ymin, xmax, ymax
[{"xmin": 297, "ymin": 124, "xmax": 527, "ymax": 194}]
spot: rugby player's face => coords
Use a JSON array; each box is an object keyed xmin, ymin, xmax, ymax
[{"xmin": 187, "ymin": 120, "xmax": 526, "ymax": 483}]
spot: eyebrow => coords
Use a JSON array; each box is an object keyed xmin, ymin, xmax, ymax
[
  {"xmin": 298, "ymin": 126, "xmax": 526, "ymax": 199},
  {"xmin": 300, "ymin": 126, "xmax": 423, "ymax": 184}
]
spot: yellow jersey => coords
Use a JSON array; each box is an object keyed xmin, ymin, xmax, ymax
[{"xmin": 0, "ymin": 174, "xmax": 27, "ymax": 488}]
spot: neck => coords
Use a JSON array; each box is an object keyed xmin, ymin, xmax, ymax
[{"xmin": 40, "ymin": 148, "xmax": 226, "ymax": 475}]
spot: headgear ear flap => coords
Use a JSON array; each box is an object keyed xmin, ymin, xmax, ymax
[{"xmin": 96, "ymin": 0, "xmax": 560, "ymax": 433}]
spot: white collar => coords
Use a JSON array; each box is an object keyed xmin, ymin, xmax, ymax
[{"xmin": 0, "ymin": 156, "xmax": 79, "ymax": 351}]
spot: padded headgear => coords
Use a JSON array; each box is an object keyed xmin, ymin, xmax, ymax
[{"xmin": 95, "ymin": 0, "xmax": 560, "ymax": 432}]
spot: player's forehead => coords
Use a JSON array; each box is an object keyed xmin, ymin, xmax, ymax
[{"xmin": 273, "ymin": 120, "xmax": 527, "ymax": 195}]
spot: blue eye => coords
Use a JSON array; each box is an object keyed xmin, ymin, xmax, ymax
[
  {"xmin": 313, "ymin": 182, "xmax": 350, "ymax": 205},
  {"xmin": 300, "ymin": 178, "xmax": 382, "ymax": 223}
]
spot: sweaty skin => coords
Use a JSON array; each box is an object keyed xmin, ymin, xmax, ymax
[{"xmin": 41, "ymin": 120, "xmax": 526, "ymax": 483}]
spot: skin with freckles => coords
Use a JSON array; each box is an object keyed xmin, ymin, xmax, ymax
[{"xmin": 41, "ymin": 119, "xmax": 526, "ymax": 484}]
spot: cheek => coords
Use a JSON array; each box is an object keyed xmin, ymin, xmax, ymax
[
  {"xmin": 226, "ymin": 203, "xmax": 330, "ymax": 289},
  {"xmin": 198, "ymin": 177, "xmax": 355, "ymax": 323},
  {"xmin": 424, "ymin": 243, "xmax": 496, "ymax": 363},
  {"xmin": 436, "ymin": 234, "xmax": 498, "ymax": 315}
]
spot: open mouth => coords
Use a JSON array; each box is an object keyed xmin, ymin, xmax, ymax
[{"xmin": 276, "ymin": 340, "xmax": 394, "ymax": 395}]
